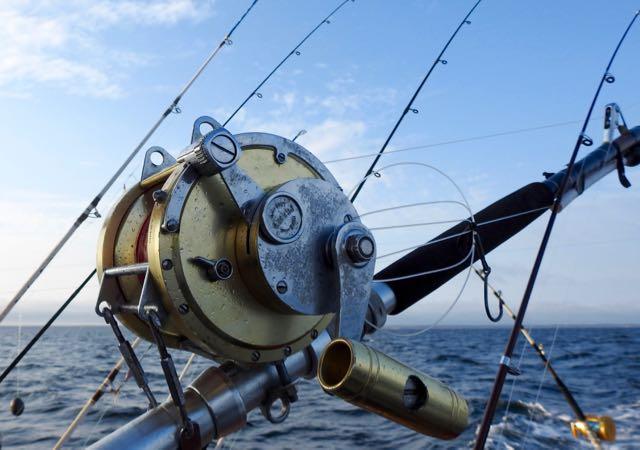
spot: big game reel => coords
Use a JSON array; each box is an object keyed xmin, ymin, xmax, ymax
[
  {"xmin": 96, "ymin": 116, "xmax": 375, "ymax": 363},
  {"xmin": 94, "ymin": 116, "xmax": 471, "ymax": 445}
]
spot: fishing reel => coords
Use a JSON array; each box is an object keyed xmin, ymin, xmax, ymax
[
  {"xmin": 94, "ymin": 115, "xmax": 469, "ymax": 444},
  {"xmin": 96, "ymin": 115, "xmax": 375, "ymax": 363}
]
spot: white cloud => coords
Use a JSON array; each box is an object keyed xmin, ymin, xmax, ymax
[
  {"xmin": 0, "ymin": 0, "xmax": 213, "ymax": 99},
  {"xmin": 83, "ymin": 0, "xmax": 205, "ymax": 27}
]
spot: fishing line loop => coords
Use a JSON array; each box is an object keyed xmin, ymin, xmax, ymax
[
  {"xmin": 470, "ymin": 222, "xmax": 498, "ymax": 322},
  {"xmin": 365, "ymin": 244, "xmax": 475, "ymax": 337},
  {"xmin": 88, "ymin": 207, "xmax": 102, "ymax": 219},
  {"xmin": 580, "ymin": 133, "xmax": 593, "ymax": 147},
  {"xmin": 349, "ymin": 161, "xmax": 475, "ymax": 283}
]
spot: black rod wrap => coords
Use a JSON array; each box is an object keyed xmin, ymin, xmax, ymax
[{"xmin": 375, "ymin": 183, "xmax": 554, "ymax": 314}]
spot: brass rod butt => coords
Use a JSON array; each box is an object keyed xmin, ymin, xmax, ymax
[{"xmin": 318, "ymin": 338, "xmax": 469, "ymax": 440}]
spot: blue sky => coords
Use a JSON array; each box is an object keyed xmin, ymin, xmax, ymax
[{"xmin": 1, "ymin": 0, "xmax": 640, "ymax": 326}]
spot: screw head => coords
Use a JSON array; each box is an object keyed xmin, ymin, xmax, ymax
[
  {"xmin": 251, "ymin": 351, "xmax": 261, "ymax": 362},
  {"xmin": 162, "ymin": 259, "xmax": 173, "ymax": 270},
  {"xmin": 207, "ymin": 133, "xmax": 238, "ymax": 164},
  {"xmin": 276, "ymin": 280, "xmax": 288, "ymax": 294},
  {"xmin": 310, "ymin": 329, "xmax": 318, "ymax": 339},
  {"xmin": 344, "ymin": 214, "xmax": 353, "ymax": 223},
  {"xmin": 166, "ymin": 219, "xmax": 179, "ymax": 232},
  {"xmin": 284, "ymin": 346, "xmax": 292, "ymax": 356},
  {"xmin": 152, "ymin": 190, "xmax": 168, "ymax": 203},
  {"xmin": 276, "ymin": 152, "xmax": 286, "ymax": 164},
  {"xmin": 178, "ymin": 303, "xmax": 189, "ymax": 314}
]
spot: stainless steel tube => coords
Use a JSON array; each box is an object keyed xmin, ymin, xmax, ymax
[{"xmin": 89, "ymin": 333, "xmax": 332, "ymax": 449}]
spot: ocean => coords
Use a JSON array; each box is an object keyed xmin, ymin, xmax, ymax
[{"xmin": 0, "ymin": 326, "xmax": 637, "ymax": 449}]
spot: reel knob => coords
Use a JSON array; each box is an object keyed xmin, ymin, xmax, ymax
[
  {"xmin": 345, "ymin": 233, "xmax": 375, "ymax": 264},
  {"xmin": 190, "ymin": 257, "xmax": 233, "ymax": 282},
  {"xmin": 179, "ymin": 127, "xmax": 242, "ymax": 176}
]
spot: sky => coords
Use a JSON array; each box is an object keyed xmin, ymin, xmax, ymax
[{"xmin": 1, "ymin": 0, "xmax": 640, "ymax": 327}]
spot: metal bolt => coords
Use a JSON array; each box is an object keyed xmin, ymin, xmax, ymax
[
  {"xmin": 191, "ymin": 257, "xmax": 233, "ymax": 282},
  {"xmin": 284, "ymin": 346, "xmax": 292, "ymax": 356},
  {"xmin": 162, "ymin": 259, "xmax": 173, "ymax": 270},
  {"xmin": 310, "ymin": 329, "xmax": 318, "ymax": 339},
  {"xmin": 178, "ymin": 303, "xmax": 189, "ymax": 314},
  {"xmin": 344, "ymin": 214, "xmax": 353, "ymax": 223},
  {"xmin": 251, "ymin": 351, "xmax": 261, "ymax": 362},
  {"xmin": 276, "ymin": 152, "xmax": 286, "ymax": 164},
  {"xmin": 152, "ymin": 190, "xmax": 168, "ymax": 203},
  {"xmin": 166, "ymin": 219, "xmax": 179, "ymax": 232},
  {"xmin": 215, "ymin": 259, "xmax": 233, "ymax": 280},
  {"xmin": 276, "ymin": 280, "xmax": 288, "ymax": 294},
  {"xmin": 346, "ymin": 234, "xmax": 375, "ymax": 263}
]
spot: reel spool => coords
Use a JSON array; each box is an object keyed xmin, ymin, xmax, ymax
[{"xmin": 96, "ymin": 116, "xmax": 375, "ymax": 363}]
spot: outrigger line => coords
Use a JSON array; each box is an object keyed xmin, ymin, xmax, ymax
[
  {"xmin": 473, "ymin": 267, "xmax": 605, "ymax": 448},
  {"xmin": 474, "ymin": 10, "xmax": 640, "ymax": 449},
  {"xmin": 223, "ymin": 0, "xmax": 356, "ymax": 127},
  {"xmin": 0, "ymin": 0, "xmax": 260, "ymax": 325},
  {"xmin": 350, "ymin": 0, "xmax": 483, "ymax": 202}
]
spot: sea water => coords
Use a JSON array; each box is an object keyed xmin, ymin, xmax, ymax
[{"xmin": 0, "ymin": 326, "xmax": 637, "ymax": 449}]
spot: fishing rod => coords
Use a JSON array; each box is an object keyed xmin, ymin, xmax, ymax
[
  {"xmin": 53, "ymin": 337, "xmax": 142, "ymax": 449},
  {"xmin": 223, "ymin": 0, "xmax": 354, "ymax": 127},
  {"xmin": 350, "ymin": 0, "xmax": 482, "ymax": 202},
  {"xmin": 474, "ymin": 11, "xmax": 640, "ymax": 449},
  {"xmin": 474, "ymin": 267, "xmax": 609, "ymax": 447},
  {"xmin": 52, "ymin": 342, "xmax": 198, "ymax": 449},
  {"xmin": 0, "ymin": 270, "xmax": 96, "ymax": 387},
  {"xmin": 0, "ymin": 0, "xmax": 356, "ymax": 392},
  {"xmin": 0, "ymin": 0, "xmax": 260, "ymax": 325},
  {"xmin": 85, "ymin": 91, "xmax": 640, "ymax": 448}
]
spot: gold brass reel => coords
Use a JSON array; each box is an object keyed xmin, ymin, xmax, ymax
[{"xmin": 97, "ymin": 130, "xmax": 350, "ymax": 363}]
